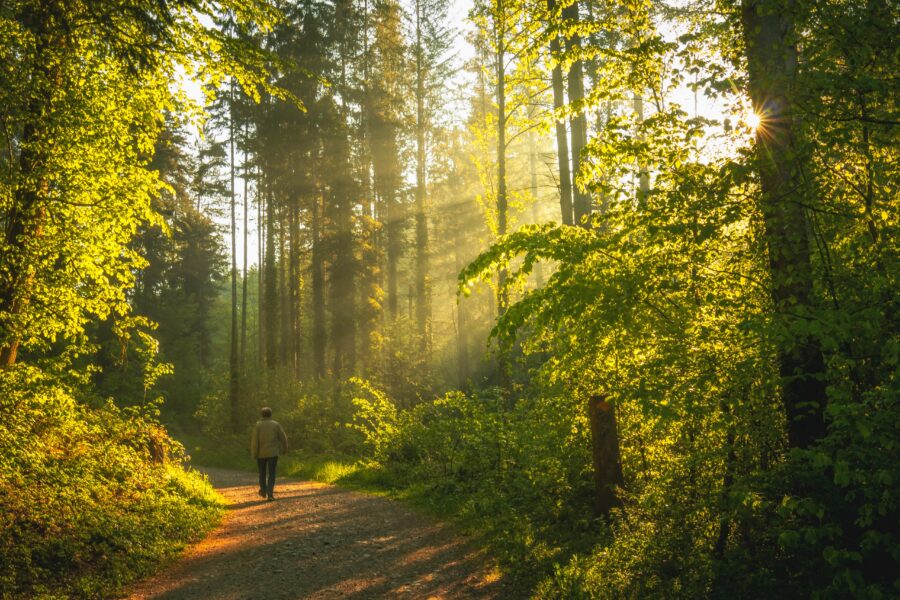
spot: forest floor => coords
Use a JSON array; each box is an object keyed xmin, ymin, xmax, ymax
[{"xmin": 125, "ymin": 468, "xmax": 506, "ymax": 599}]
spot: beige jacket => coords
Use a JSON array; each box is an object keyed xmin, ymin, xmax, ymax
[{"xmin": 251, "ymin": 418, "xmax": 288, "ymax": 459}]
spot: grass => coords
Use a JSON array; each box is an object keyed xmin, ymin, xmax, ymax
[{"xmin": 175, "ymin": 431, "xmax": 396, "ymax": 492}]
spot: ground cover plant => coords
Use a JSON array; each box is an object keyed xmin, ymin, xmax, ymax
[{"xmin": 0, "ymin": 368, "xmax": 223, "ymax": 598}]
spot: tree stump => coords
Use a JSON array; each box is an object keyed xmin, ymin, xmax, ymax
[{"xmin": 588, "ymin": 394, "xmax": 624, "ymax": 518}]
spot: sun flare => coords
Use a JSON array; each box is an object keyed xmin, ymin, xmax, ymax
[{"xmin": 746, "ymin": 111, "xmax": 762, "ymax": 131}]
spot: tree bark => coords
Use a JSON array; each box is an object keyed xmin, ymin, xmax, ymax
[
  {"xmin": 547, "ymin": 0, "xmax": 574, "ymax": 226},
  {"xmin": 278, "ymin": 203, "xmax": 291, "ymax": 368},
  {"xmin": 496, "ymin": 0, "xmax": 511, "ymax": 396},
  {"xmin": 257, "ymin": 165, "xmax": 265, "ymax": 371},
  {"xmin": 529, "ymin": 129, "xmax": 545, "ymax": 286},
  {"xmin": 311, "ymin": 194, "xmax": 327, "ymax": 380},
  {"xmin": 741, "ymin": 0, "xmax": 827, "ymax": 449},
  {"xmin": 414, "ymin": 0, "xmax": 431, "ymax": 359},
  {"xmin": 289, "ymin": 199, "xmax": 301, "ymax": 377},
  {"xmin": 330, "ymin": 170, "xmax": 356, "ymax": 380},
  {"xmin": 588, "ymin": 394, "xmax": 624, "ymax": 517},
  {"xmin": 264, "ymin": 186, "xmax": 279, "ymax": 370},
  {"xmin": 383, "ymin": 194, "xmax": 398, "ymax": 320},
  {"xmin": 240, "ymin": 130, "xmax": 249, "ymax": 376},
  {"xmin": 0, "ymin": 9, "xmax": 57, "ymax": 368},
  {"xmin": 229, "ymin": 81, "xmax": 241, "ymax": 432},
  {"xmin": 563, "ymin": 1, "xmax": 591, "ymax": 227}
]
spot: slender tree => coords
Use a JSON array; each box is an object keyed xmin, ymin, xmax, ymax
[
  {"xmin": 228, "ymin": 79, "xmax": 241, "ymax": 432},
  {"xmin": 547, "ymin": 0, "xmax": 574, "ymax": 226},
  {"xmin": 562, "ymin": 0, "xmax": 591, "ymax": 227}
]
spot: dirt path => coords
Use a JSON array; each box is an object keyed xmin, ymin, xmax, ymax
[{"xmin": 126, "ymin": 468, "xmax": 504, "ymax": 599}]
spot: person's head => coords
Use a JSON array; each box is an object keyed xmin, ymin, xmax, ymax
[{"xmin": 261, "ymin": 407, "xmax": 272, "ymax": 418}]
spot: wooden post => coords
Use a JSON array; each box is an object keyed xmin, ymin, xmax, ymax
[{"xmin": 588, "ymin": 394, "xmax": 624, "ymax": 517}]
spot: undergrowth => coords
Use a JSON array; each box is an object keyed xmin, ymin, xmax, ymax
[{"xmin": 0, "ymin": 368, "xmax": 224, "ymax": 599}]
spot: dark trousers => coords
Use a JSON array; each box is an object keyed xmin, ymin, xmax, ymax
[{"xmin": 257, "ymin": 456, "xmax": 278, "ymax": 497}]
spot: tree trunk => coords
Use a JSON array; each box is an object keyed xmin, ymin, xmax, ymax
[
  {"xmin": 240, "ymin": 133, "xmax": 249, "ymax": 376},
  {"xmin": 358, "ymin": 0, "xmax": 380, "ymax": 375},
  {"xmin": 563, "ymin": 1, "xmax": 591, "ymax": 227},
  {"xmin": 386, "ymin": 187, "xmax": 399, "ymax": 320},
  {"xmin": 289, "ymin": 199, "xmax": 302, "ymax": 377},
  {"xmin": 229, "ymin": 81, "xmax": 241, "ymax": 432},
  {"xmin": 547, "ymin": 0, "xmax": 574, "ymax": 226},
  {"xmin": 330, "ymin": 172, "xmax": 356, "ymax": 380},
  {"xmin": 258, "ymin": 165, "xmax": 265, "ymax": 371},
  {"xmin": 311, "ymin": 194, "xmax": 327, "ymax": 380},
  {"xmin": 264, "ymin": 187, "xmax": 279, "ymax": 370},
  {"xmin": 279, "ymin": 205, "xmax": 291, "ymax": 368},
  {"xmin": 0, "ymin": 124, "xmax": 46, "ymax": 368},
  {"xmin": 414, "ymin": 0, "xmax": 431, "ymax": 359},
  {"xmin": 529, "ymin": 129, "xmax": 545, "ymax": 286},
  {"xmin": 0, "ymin": 11, "xmax": 57, "ymax": 368},
  {"xmin": 588, "ymin": 395, "xmax": 624, "ymax": 517},
  {"xmin": 741, "ymin": 0, "xmax": 827, "ymax": 449},
  {"xmin": 496, "ymin": 0, "xmax": 511, "ymax": 396}
]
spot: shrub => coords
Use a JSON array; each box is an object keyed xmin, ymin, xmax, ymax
[{"xmin": 0, "ymin": 366, "xmax": 223, "ymax": 598}]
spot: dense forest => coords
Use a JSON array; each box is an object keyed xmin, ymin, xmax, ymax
[{"xmin": 1, "ymin": 0, "xmax": 897, "ymax": 597}]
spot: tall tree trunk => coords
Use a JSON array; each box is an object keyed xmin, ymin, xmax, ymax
[
  {"xmin": 264, "ymin": 187, "xmax": 278, "ymax": 370},
  {"xmin": 742, "ymin": 0, "xmax": 827, "ymax": 449},
  {"xmin": 0, "ymin": 12, "xmax": 57, "ymax": 368},
  {"xmin": 414, "ymin": 0, "xmax": 431, "ymax": 359},
  {"xmin": 289, "ymin": 199, "xmax": 301, "ymax": 377},
  {"xmin": 240, "ymin": 132, "xmax": 249, "ymax": 376},
  {"xmin": 547, "ymin": 0, "xmax": 574, "ymax": 226},
  {"xmin": 496, "ymin": 0, "xmax": 511, "ymax": 395},
  {"xmin": 0, "ymin": 126, "xmax": 46, "ymax": 368},
  {"xmin": 386, "ymin": 189, "xmax": 399, "ymax": 319},
  {"xmin": 330, "ymin": 163, "xmax": 356, "ymax": 380},
  {"xmin": 563, "ymin": 0, "xmax": 591, "ymax": 227},
  {"xmin": 258, "ymin": 164, "xmax": 265, "ymax": 371},
  {"xmin": 453, "ymin": 190, "xmax": 470, "ymax": 391},
  {"xmin": 358, "ymin": 0, "xmax": 379, "ymax": 374},
  {"xmin": 279, "ymin": 205, "xmax": 291, "ymax": 368},
  {"xmin": 229, "ymin": 81, "xmax": 240, "ymax": 432},
  {"xmin": 713, "ymin": 400, "xmax": 737, "ymax": 558},
  {"xmin": 311, "ymin": 194, "xmax": 327, "ymax": 380},
  {"xmin": 359, "ymin": 211, "xmax": 380, "ymax": 376},
  {"xmin": 529, "ymin": 129, "xmax": 545, "ymax": 286}
]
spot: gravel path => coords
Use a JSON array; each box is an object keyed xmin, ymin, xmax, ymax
[{"xmin": 126, "ymin": 468, "xmax": 504, "ymax": 599}]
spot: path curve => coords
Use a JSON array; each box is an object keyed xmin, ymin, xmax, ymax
[{"xmin": 126, "ymin": 468, "xmax": 503, "ymax": 599}]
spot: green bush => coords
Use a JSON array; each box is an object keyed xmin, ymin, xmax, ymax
[
  {"xmin": 0, "ymin": 366, "xmax": 223, "ymax": 599},
  {"xmin": 349, "ymin": 379, "xmax": 600, "ymax": 589},
  {"xmin": 347, "ymin": 370, "xmax": 900, "ymax": 598}
]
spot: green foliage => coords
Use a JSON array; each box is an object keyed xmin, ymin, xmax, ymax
[
  {"xmin": 349, "ymin": 377, "xmax": 401, "ymax": 463},
  {"xmin": 0, "ymin": 367, "xmax": 223, "ymax": 598},
  {"xmin": 349, "ymin": 379, "xmax": 601, "ymax": 590},
  {"xmin": 0, "ymin": 0, "xmax": 285, "ymax": 370},
  {"xmin": 450, "ymin": 0, "xmax": 899, "ymax": 593}
]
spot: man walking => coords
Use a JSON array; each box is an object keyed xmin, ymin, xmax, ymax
[{"xmin": 250, "ymin": 407, "xmax": 288, "ymax": 501}]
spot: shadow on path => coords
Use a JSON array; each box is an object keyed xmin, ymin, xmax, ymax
[{"xmin": 126, "ymin": 468, "xmax": 503, "ymax": 599}]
